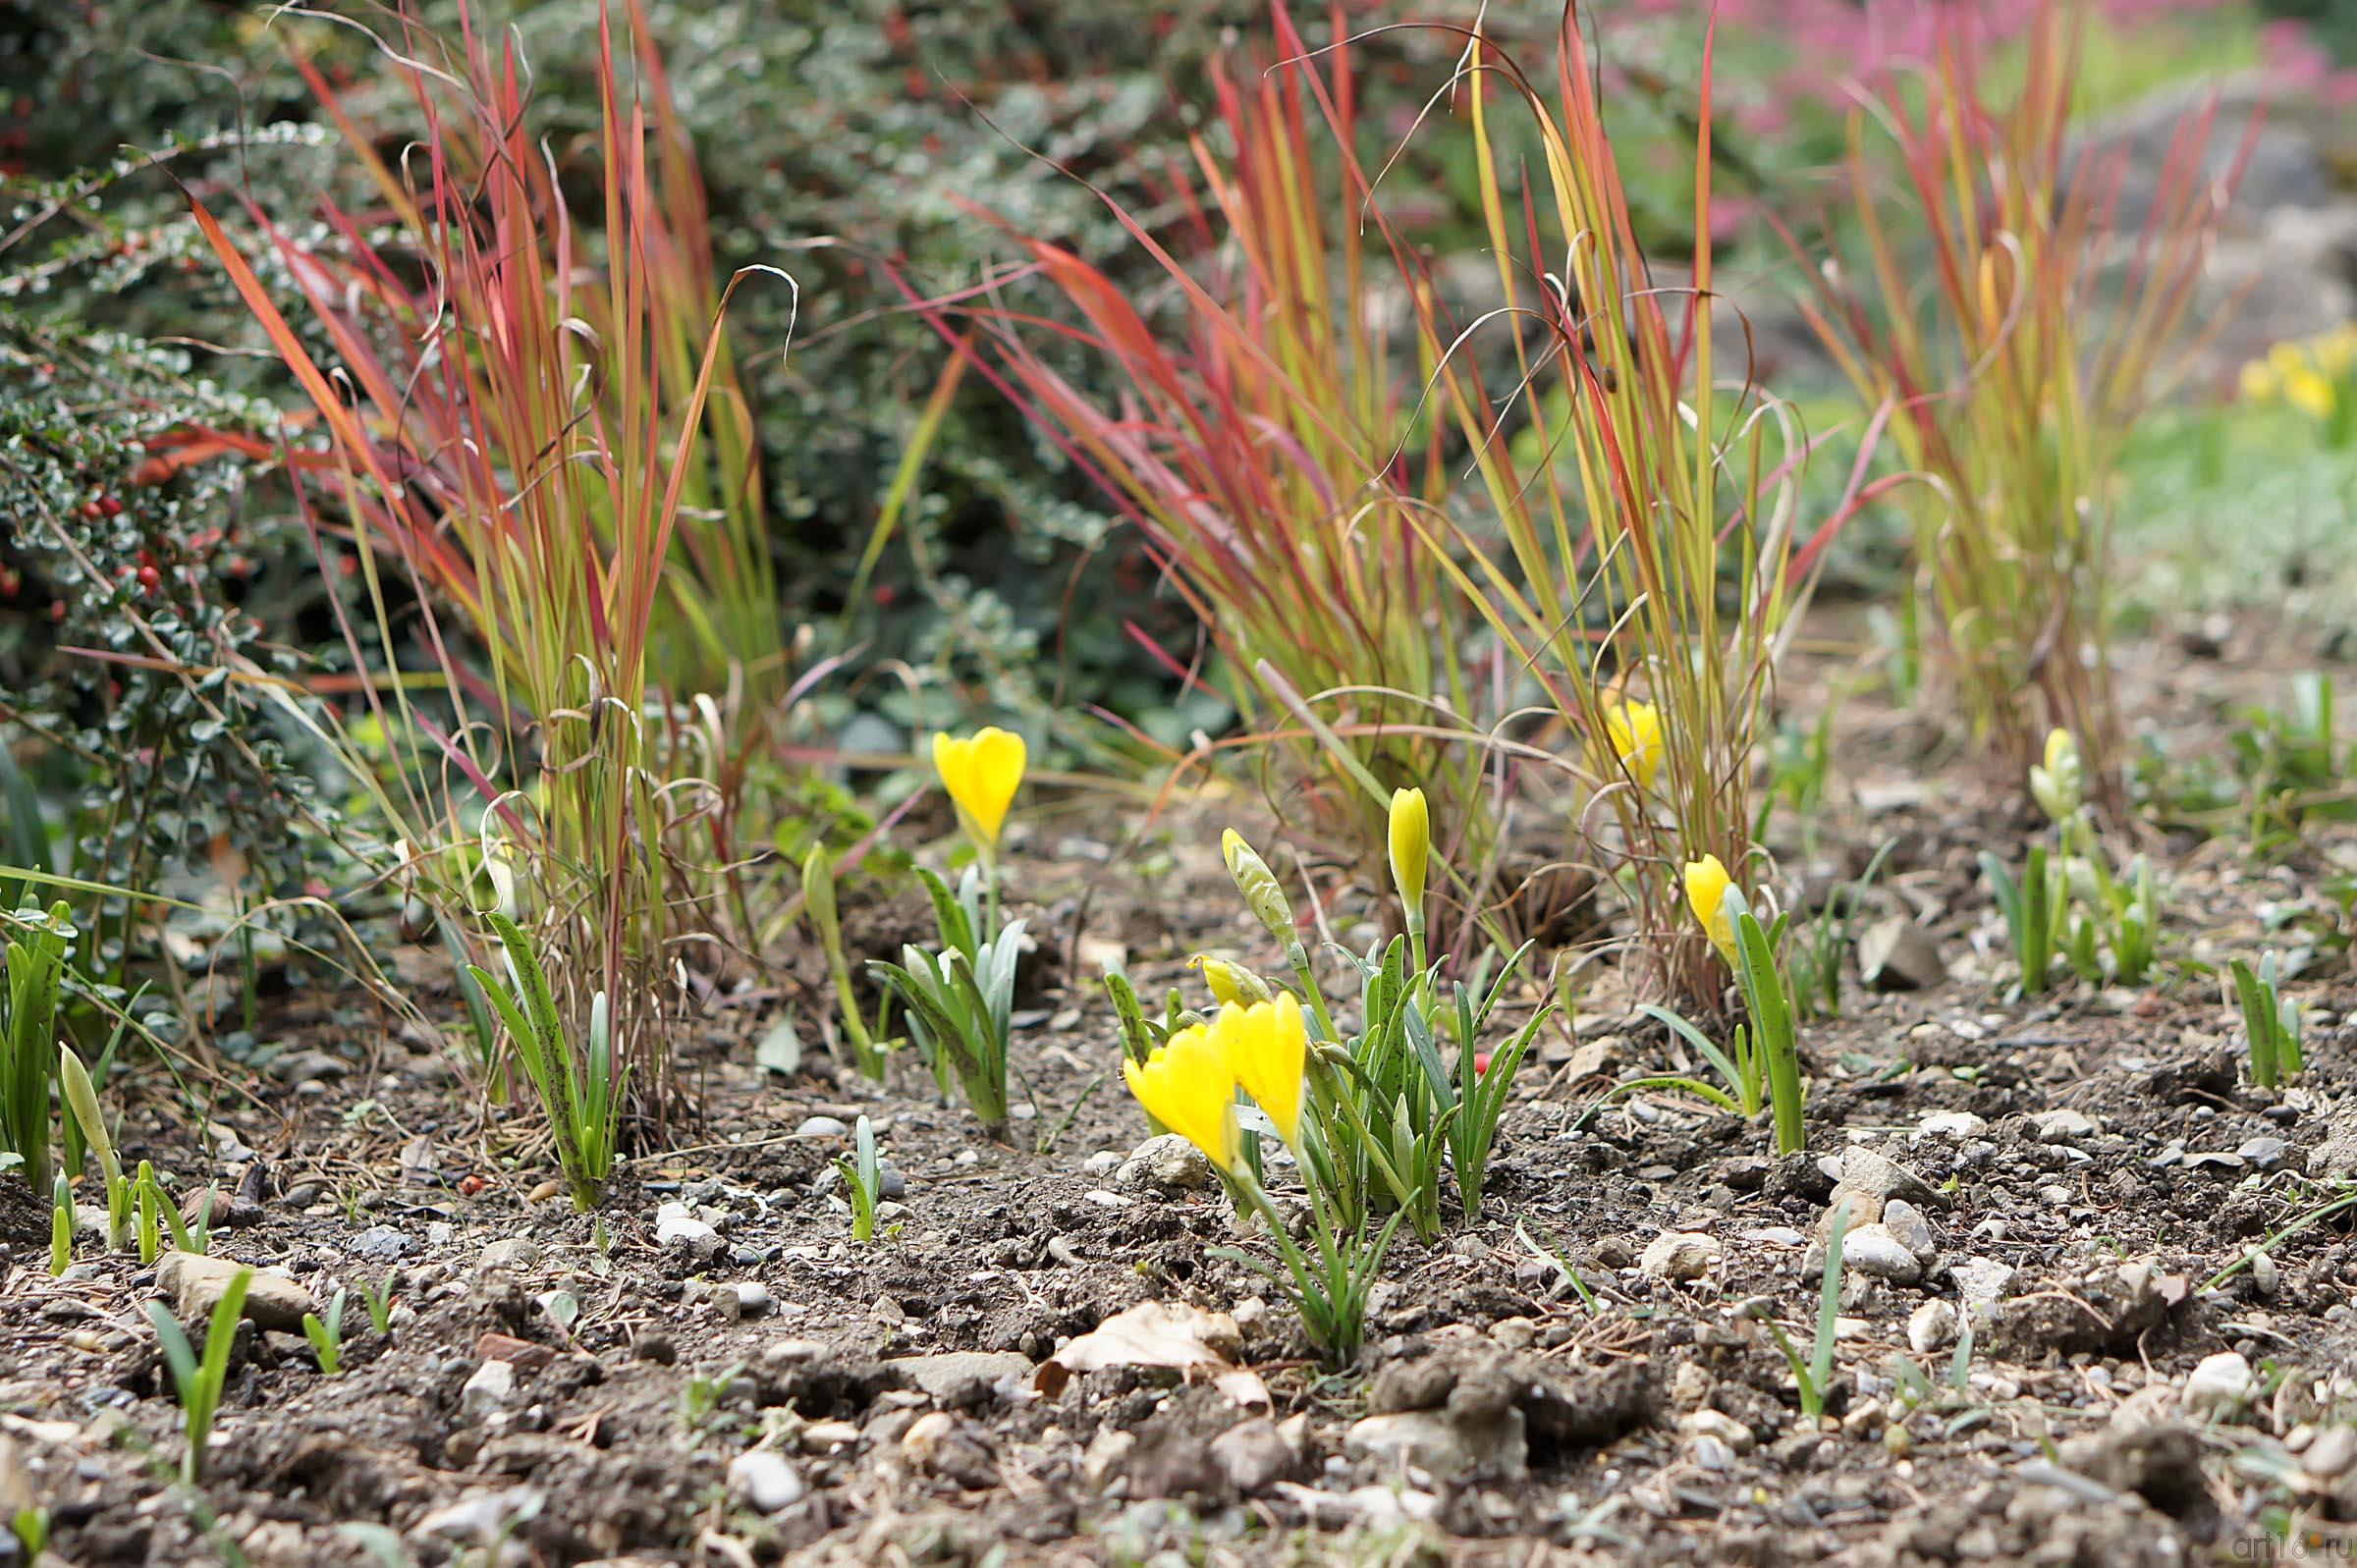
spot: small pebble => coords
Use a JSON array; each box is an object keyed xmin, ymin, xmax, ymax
[{"xmin": 728, "ymin": 1450, "xmax": 806, "ymax": 1513}]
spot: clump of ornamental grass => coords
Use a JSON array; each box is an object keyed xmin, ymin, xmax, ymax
[
  {"xmin": 924, "ymin": 6, "xmax": 1504, "ymax": 942},
  {"xmin": 1786, "ymin": 0, "xmax": 2245, "ymax": 810},
  {"xmin": 945, "ymin": 6, "xmax": 1882, "ymax": 1004},
  {"xmin": 191, "ymin": 1, "xmax": 793, "ymax": 1134},
  {"xmin": 872, "ymin": 730, "xmax": 1030, "ymax": 1134},
  {"xmin": 1410, "ymin": 8, "xmax": 1899, "ymax": 1007}
]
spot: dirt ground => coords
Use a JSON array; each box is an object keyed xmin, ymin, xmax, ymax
[{"xmin": 6, "ymin": 612, "xmax": 2357, "ymax": 1568}]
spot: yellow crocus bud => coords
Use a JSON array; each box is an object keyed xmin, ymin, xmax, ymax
[
  {"xmin": 2239, "ymin": 358, "xmax": 2278, "ymax": 405},
  {"xmin": 1216, "ymin": 995, "xmax": 1307, "ymax": 1151},
  {"xmin": 1189, "ymin": 954, "xmax": 1274, "ymax": 1008},
  {"xmin": 1604, "ymin": 699, "xmax": 1664, "ymax": 788},
  {"xmin": 1122, "ymin": 1022, "xmax": 1240, "ymax": 1174},
  {"xmin": 1388, "ymin": 787, "xmax": 1430, "ymax": 920},
  {"xmin": 2028, "ymin": 727, "xmax": 2081, "ymax": 825},
  {"xmin": 932, "ymin": 728, "xmax": 1027, "ymax": 854},
  {"xmin": 57, "ymin": 1046, "xmax": 120, "ymax": 1192},
  {"xmin": 1222, "ymin": 829, "xmax": 1295, "ymax": 946},
  {"xmin": 1683, "ymin": 854, "xmax": 1738, "ymax": 962},
  {"xmin": 801, "ymin": 846, "xmax": 841, "ymax": 946}
]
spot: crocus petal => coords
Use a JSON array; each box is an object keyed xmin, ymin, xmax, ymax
[
  {"xmin": 1684, "ymin": 854, "xmax": 1736, "ymax": 961},
  {"xmin": 1220, "ymin": 995, "xmax": 1306, "ymax": 1151},
  {"xmin": 1124, "ymin": 1024, "xmax": 1239, "ymax": 1174}
]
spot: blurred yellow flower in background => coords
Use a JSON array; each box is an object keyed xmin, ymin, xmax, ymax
[
  {"xmin": 2240, "ymin": 328, "xmax": 2352, "ymax": 428},
  {"xmin": 1605, "ymin": 698, "xmax": 1665, "ymax": 788}
]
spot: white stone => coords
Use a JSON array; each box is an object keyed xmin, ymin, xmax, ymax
[
  {"xmin": 728, "ymin": 1450, "xmax": 806, "ymax": 1513},
  {"xmin": 2302, "ymin": 1426, "xmax": 2357, "ymax": 1480},
  {"xmin": 461, "ymin": 1359, "xmax": 515, "ymax": 1418},
  {"xmin": 2182, "ymin": 1352, "xmax": 2257, "ymax": 1419},
  {"xmin": 1687, "ymin": 1433, "xmax": 1735, "ymax": 1470},
  {"xmin": 1950, "ymin": 1258, "xmax": 2018, "ymax": 1307},
  {"xmin": 2028, "ymin": 1108, "xmax": 2099, "ymax": 1143},
  {"xmin": 1640, "ymin": 1231, "xmax": 1721, "ymax": 1282},
  {"xmin": 1883, "ymin": 1199, "xmax": 1937, "ymax": 1262},
  {"xmin": 1115, "ymin": 1134, "xmax": 1219, "ymax": 1194},
  {"xmin": 1675, "ymin": 1409, "xmax": 1754, "ymax": 1452},
  {"xmin": 1210, "ymin": 1418, "xmax": 1295, "ymax": 1493},
  {"xmin": 156, "ymin": 1252, "xmax": 315, "ymax": 1332},
  {"xmin": 1840, "ymin": 1147, "xmax": 1935, "ymax": 1202},
  {"xmin": 411, "ymin": 1487, "xmax": 544, "ymax": 1545},
  {"xmin": 1344, "ymin": 1407, "xmax": 1525, "ymax": 1481},
  {"xmin": 1916, "ymin": 1110, "xmax": 1989, "ymax": 1139},
  {"xmin": 1839, "ymin": 1224, "xmax": 1924, "ymax": 1284},
  {"xmin": 655, "ymin": 1201, "xmax": 718, "ymax": 1248},
  {"xmin": 1907, "ymin": 1300, "xmax": 1958, "ymax": 1355}
]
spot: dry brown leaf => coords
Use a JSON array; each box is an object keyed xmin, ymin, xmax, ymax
[{"xmin": 1033, "ymin": 1300, "xmax": 1269, "ymax": 1407}]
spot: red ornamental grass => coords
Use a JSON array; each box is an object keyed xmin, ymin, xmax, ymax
[
  {"xmin": 186, "ymin": 0, "xmax": 779, "ymax": 1111},
  {"xmin": 1405, "ymin": 4, "xmax": 1888, "ymax": 1000},
  {"xmin": 914, "ymin": 2, "xmax": 1509, "ymax": 913},
  {"xmin": 1781, "ymin": 0, "xmax": 2248, "ymax": 806}
]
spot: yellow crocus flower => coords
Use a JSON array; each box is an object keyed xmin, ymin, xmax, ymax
[
  {"xmin": 932, "ymin": 728, "xmax": 1026, "ymax": 854},
  {"xmin": 1216, "ymin": 995, "xmax": 1308, "ymax": 1152},
  {"xmin": 1683, "ymin": 854, "xmax": 1738, "ymax": 962},
  {"xmin": 2284, "ymin": 367, "xmax": 2336, "ymax": 422},
  {"xmin": 2239, "ymin": 358, "xmax": 2277, "ymax": 405},
  {"xmin": 1123, "ymin": 1021, "xmax": 1240, "ymax": 1175},
  {"xmin": 1388, "ymin": 787, "xmax": 1430, "ymax": 918},
  {"xmin": 1605, "ymin": 699, "xmax": 1665, "ymax": 788}
]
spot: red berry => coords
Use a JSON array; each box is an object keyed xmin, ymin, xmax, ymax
[{"xmin": 137, "ymin": 566, "xmax": 161, "ymax": 594}]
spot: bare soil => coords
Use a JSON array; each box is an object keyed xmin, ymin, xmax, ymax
[{"xmin": 7, "ymin": 614, "xmax": 2357, "ymax": 1567}]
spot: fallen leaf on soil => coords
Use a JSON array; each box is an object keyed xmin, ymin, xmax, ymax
[
  {"xmin": 476, "ymin": 1332, "xmax": 557, "ymax": 1370},
  {"xmin": 1033, "ymin": 1301, "xmax": 1269, "ymax": 1408}
]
